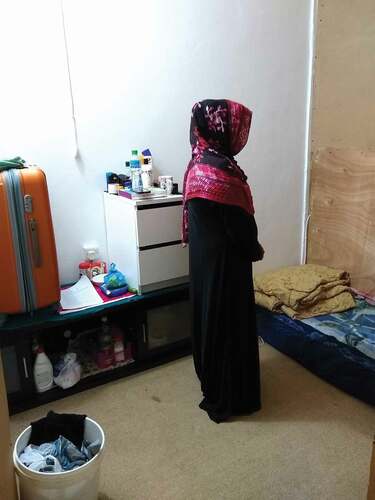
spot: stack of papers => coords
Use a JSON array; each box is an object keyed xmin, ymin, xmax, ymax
[
  {"xmin": 59, "ymin": 275, "xmax": 136, "ymax": 315},
  {"xmin": 60, "ymin": 276, "xmax": 103, "ymax": 313}
]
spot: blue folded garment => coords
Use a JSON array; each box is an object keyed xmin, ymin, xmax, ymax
[{"xmin": 20, "ymin": 435, "xmax": 101, "ymax": 472}]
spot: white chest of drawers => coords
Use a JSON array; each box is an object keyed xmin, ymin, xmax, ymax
[{"xmin": 103, "ymin": 193, "xmax": 189, "ymax": 293}]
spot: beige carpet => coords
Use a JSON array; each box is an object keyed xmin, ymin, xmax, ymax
[{"xmin": 11, "ymin": 344, "xmax": 374, "ymax": 500}]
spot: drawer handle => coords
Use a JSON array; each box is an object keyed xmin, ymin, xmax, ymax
[
  {"xmin": 23, "ymin": 357, "xmax": 30, "ymax": 379},
  {"xmin": 142, "ymin": 324, "xmax": 147, "ymax": 343}
]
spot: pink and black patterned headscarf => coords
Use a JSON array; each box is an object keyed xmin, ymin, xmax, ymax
[{"xmin": 182, "ymin": 99, "xmax": 255, "ymax": 243}]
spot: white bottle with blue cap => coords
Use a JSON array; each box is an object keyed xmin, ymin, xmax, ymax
[{"xmin": 130, "ymin": 149, "xmax": 142, "ymax": 192}]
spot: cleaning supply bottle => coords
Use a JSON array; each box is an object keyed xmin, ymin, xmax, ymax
[
  {"xmin": 130, "ymin": 149, "xmax": 142, "ymax": 192},
  {"xmin": 33, "ymin": 345, "xmax": 54, "ymax": 393}
]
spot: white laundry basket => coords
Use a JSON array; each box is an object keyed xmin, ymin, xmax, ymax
[{"xmin": 13, "ymin": 417, "xmax": 105, "ymax": 500}]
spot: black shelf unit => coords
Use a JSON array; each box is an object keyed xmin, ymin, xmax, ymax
[{"xmin": 1, "ymin": 284, "xmax": 191, "ymax": 415}]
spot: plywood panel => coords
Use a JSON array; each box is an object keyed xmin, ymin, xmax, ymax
[
  {"xmin": 311, "ymin": 0, "xmax": 375, "ymax": 152},
  {"xmin": 307, "ymin": 149, "xmax": 375, "ymax": 295}
]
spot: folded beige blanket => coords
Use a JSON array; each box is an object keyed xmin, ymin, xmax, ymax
[{"xmin": 254, "ymin": 264, "xmax": 356, "ymax": 319}]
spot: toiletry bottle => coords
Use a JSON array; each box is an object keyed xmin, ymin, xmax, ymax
[
  {"xmin": 130, "ymin": 149, "xmax": 142, "ymax": 191},
  {"xmin": 33, "ymin": 345, "xmax": 54, "ymax": 393},
  {"xmin": 112, "ymin": 327, "xmax": 125, "ymax": 364},
  {"xmin": 123, "ymin": 161, "xmax": 132, "ymax": 183},
  {"xmin": 124, "ymin": 161, "xmax": 131, "ymax": 177},
  {"xmin": 96, "ymin": 316, "xmax": 114, "ymax": 369},
  {"xmin": 79, "ymin": 261, "xmax": 91, "ymax": 277},
  {"xmin": 79, "ymin": 249, "xmax": 107, "ymax": 280},
  {"xmin": 124, "ymin": 342, "xmax": 134, "ymax": 363},
  {"xmin": 141, "ymin": 158, "xmax": 153, "ymax": 190}
]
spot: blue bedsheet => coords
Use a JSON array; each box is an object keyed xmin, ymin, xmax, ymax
[
  {"xmin": 256, "ymin": 305, "xmax": 375, "ymax": 406},
  {"xmin": 302, "ymin": 299, "xmax": 375, "ymax": 360}
]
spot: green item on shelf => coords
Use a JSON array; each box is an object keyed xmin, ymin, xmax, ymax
[{"xmin": 0, "ymin": 156, "xmax": 26, "ymax": 172}]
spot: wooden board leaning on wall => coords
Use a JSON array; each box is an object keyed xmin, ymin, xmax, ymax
[{"xmin": 307, "ymin": 148, "xmax": 375, "ymax": 297}]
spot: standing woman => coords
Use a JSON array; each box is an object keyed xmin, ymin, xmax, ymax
[{"xmin": 183, "ymin": 99, "xmax": 264, "ymax": 423}]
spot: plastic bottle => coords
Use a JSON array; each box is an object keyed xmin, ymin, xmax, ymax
[
  {"xmin": 130, "ymin": 149, "xmax": 142, "ymax": 192},
  {"xmin": 141, "ymin": 158, "xmax": 153, "ymax": 190},
  {"xmin": 96, "ymin": 317, "xmax": 114, "ymax": 369},
  {"xmin": 112, "ymin": 328, "xmax": 125, "ymax": 364},
  {"xmin": 79, "ymin": 249, "xmax": 107, "ymax": 280},
  {"xmin": 33, "ymin": 346, "xmax": 54, "ymax": 393},
  {"xmin": 124, "ymin": 342, "xmax": 134, "ymax": 364},
  {"xmin": 79, "ymin": 260, "xmax": 91, "ymax": 277},
  {"xmin": 124, "ymin": 161, "xmax": 131, "ymax": 178}
]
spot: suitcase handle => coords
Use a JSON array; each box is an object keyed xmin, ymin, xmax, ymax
[{"xmin": 29, "ymin": 219, "xmax": 42, "ymax": 267}]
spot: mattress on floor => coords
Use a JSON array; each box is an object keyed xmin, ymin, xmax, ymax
[
  {"xmin": 256, "ymin": 305, "xmax": 375, "ymax": 406},
  {"xmin": 302, "ymin": 299, "xmax": 375, "ymax": 360}
]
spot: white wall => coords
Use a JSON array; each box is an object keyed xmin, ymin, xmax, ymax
[{"xmin": 0, "ymin": 0, "xmax": 313, "ymax": 284}]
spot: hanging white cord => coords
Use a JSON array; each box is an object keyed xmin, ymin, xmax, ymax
[{"xmin": 60, "ymin": 0, "xmax": 80, "ymax": 159}]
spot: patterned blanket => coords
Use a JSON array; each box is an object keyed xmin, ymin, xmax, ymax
[{"xmin": 303, "ymin": 299, "xmax": 375, "ymax": 360}]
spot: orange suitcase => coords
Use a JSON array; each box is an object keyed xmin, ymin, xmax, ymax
[{"xmin": 0, "ymin": 167, "xmax": 60, "ymax": 314}]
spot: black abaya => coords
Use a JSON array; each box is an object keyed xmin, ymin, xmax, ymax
[{"xmin": 188, "ymin": 198, "xmax": 261, "ymax": 423}]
